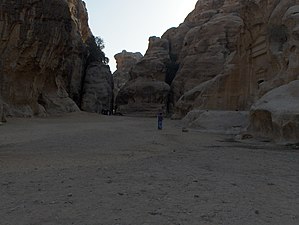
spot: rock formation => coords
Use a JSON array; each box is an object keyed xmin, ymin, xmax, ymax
[
  {"xmin": 113, "ymin": 50, "xmax": 142, "ymax": 102},
  {"xmin": 169, "ymin": 0, "xmax": 299, "ymax": 117},
  {"xmin": 117, "ymin": 0, "xmax": 299, "ymax": 141},
  {"xmin": 81, "ymin": 62, "xmax": 113, "ymax": 113},
  {"xmin": 0, "ymin": 0, "xmax": 113, "ymax": 117},
  {"xmin": 249, "ymin": 80, "xmax": 299, "ymax": 142},
  {"xmin": 115, "ymin": 37, "xmax": 172, "ymax": 116},
  {"xmin": 175, "ymin": 0, "xmax": 299, "ymax": 141},
  {"xmin": 182, "ymin": 110, "xmax": 249, "ymax": 134}
]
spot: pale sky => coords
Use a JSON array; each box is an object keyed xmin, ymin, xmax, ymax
[{"xmin": 83, "ymin": 0, "xmax": 197, "ymax": 72}]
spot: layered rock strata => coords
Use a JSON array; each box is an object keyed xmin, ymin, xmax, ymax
[
  {"xmin": 117, "ymin": 0, "xmax": 299, "ymax": 141},
  {"xmin": 171, "ymin": 0, "xmax": 299, "ymax": 117},
  {"xmin": 0, "ymin": 0, "xmax": 113, "ymax": 117},
  {"xmin": 113, "ymin": 50, "xmax": 142, "ymax": 102},
  {"xmin": 115, "ymin": 37, "xmax": 172, "ymax": 116},
  {"xmin": 81, "ymin": 62, "xmax": 113, "ymax": 113}
]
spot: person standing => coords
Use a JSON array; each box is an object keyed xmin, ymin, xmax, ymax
[{"xmin": 157, "ymin": 112, "xmax": 163, "ymax": 130}]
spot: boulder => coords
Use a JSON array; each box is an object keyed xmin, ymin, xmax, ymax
[
  {"xmin": 182, "ymin": 110, "xmax": 249, "ymax": 134},
  {"xmin": 249, "ymin": 80, "xmax": 299, "ymax": 142}
]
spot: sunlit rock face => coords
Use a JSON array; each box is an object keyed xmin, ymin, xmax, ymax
[
  {"xmin": 113, "ymin": 50, "xmax": 143, "ymax": 103},
  {"xmin": 116, "ymin": 37, "xmax": 171, "ymax": 116},
  {"xmin": 0, "ymin": 0, "xmax": 113, "ymax": 117},
  {"xmin": 67, "ymin": 0, "xmax": 92, "ymax": 42}
]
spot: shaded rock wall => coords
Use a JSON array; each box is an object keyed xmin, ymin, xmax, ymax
[
  {"xmin": 173, "ymin": 0, "xmax": 299, "ymax": 141},
  {"xmin": 113, "ymin": 50, "xmax": 142, "ymax": 103},
  {"xmin": 115, "ymin": 37, "xmax": 171, "ymax": 116},
  {"xmin": 117, "ymin": 0, "xmax": 298, "ymax": 117},
  {"xmin": 172, "ymin": 0, "xmax": 299, "ymax": 118},
  {"xmin": 115, "ymin": 0, "xmax": 299, "ymax": 141},
  {"xmin": 0, "ymin": 97, "xmax": 6, "ymax": 122},
  {"xmin": 81, "ymin": 62, "xmax": 113, "ymax": 113},
  {"xmin": 0, "ymin": 0, "xmax": 113, "ymax": 117}
]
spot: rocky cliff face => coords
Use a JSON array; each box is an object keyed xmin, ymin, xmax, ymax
[
  {"xmin": 0, "ymin": 0, "xmax": 113, "ymax": 117},
  {"xmin": 113, "ymin": 50, "xmax": 142, "ymax": 103},
  {"xmin": 116, "ymin": 0, "xmax": 299, "ymax": 141},
  {"xmin": 115, "ymin": 37, "xmax": 171, "ymax": 116},
  {"xmin": 166, "ymin": 0, "xmax": 299, "ymax": 117},
  {"xmin": 81, "ymin": 62, "xmax": 113, "ymax": 113}
]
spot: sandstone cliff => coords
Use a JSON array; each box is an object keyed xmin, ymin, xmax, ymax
[
  {"xmin": 116, "ymin": 0, "xmax": 299, "ymax": 141},
  {"xmin": 173, "ymin": 0, "xmax": 299, "ymax": 117},
  {"xmin": 0, "ymin": 0, "xmax": 113, "ymax": 117},
  {"xmin": 115, "ymin": 37, "xmax": 171, "ymax": 116},
  {"xmin": 113, "ymin": 50, "xmax": 142, "ymax": 103},
  {"xmin": 81, "ymin": 62, "xmax": 113, "ymax": 113}
]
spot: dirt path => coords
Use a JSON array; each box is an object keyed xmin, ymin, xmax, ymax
[{"xmin": 0, "ymin": 112, "xmax": 298, "ymax": 225}]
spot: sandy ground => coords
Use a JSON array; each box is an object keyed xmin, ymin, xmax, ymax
[{"xmin": 0, "ymin": 112, "xmax": 298, "ymax": 225}]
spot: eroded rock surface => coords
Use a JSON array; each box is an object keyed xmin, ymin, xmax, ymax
[
  {"xmin": 116, "ymin": 37, "xmax": 172, "ymax": 116},
  {"xmin": 172, "ymin": 0, "xmax": 299, "ymax": 118},
  {"xmin": 249, "ymin": 80, "xmax": 299, "ymax": 142},
  {"xmin": 0, "ymin": 0, "xmax": 112, "ymax": 117},
  {"xmin": 117, "ymin": 0, "xmax": 299, "ymax": 141},
  {"xmin": 81, "ymin": 62, "xmax": 113, "ymax": 113},
  {"xmin": 182, "ymin": 110, "xmax": 249, "ymax": 135},
  {"xmin": 113, "ymin": 50, "xmax": 142, "ymax": 102},
  {"xmin": 116, "ymin": 79, "xmax": 170, "ymax": 116}
]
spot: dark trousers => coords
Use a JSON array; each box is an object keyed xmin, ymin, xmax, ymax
[{"xmin": 158, "ymin": 120, "xmax": 162, "ymax": 130}]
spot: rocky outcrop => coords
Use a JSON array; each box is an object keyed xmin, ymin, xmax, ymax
[
  {"xmin": 81, "ymin": 62, "xmax": 113, "ymax": 113},
  {"xmin": 67, "ymin": 0, "xmax": 92, "ymax": 42},
  {"xmin": 115, "ymin": 37, "xmax": 172, "ymax": 116},
  {"xmin": 113, "ymin": 50, "xmax": 142, "ymax": 102},
  {"xmin": 249, "ymin": 80, "xmax": 299, "ymax": 142},
  {"xmin": 116, "ymin": 79, "xmax": 170, "ymax": 116},
  {"xmin": 171, "ymin": 0, "xmax": 299, "ymax": 118},
  {"xmin": 182, "ymin": 110, "xmax": 249, "ymax": 134},
  {"xmin": 0, "ymin": 0, "xmax": 113, "ymax": 117},
  {"xmin": 117, "ymin": 0, "xmax": 299, "ymax": 140}
]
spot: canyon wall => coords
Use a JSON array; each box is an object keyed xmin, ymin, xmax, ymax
[
  {"xmin": 172, "ymin": 0, "xmax": 299, "ymax": 116},
  {"xmin": 0, "ymin": 0, "xmax": 113, "ymax": 117},
  {"xmin": 115, "ymin": 0, "xmax": 299, "ymax": 141},
  {"xmin": 81, "ymin": 62, "xmax": 113, "ymax": 113}
]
